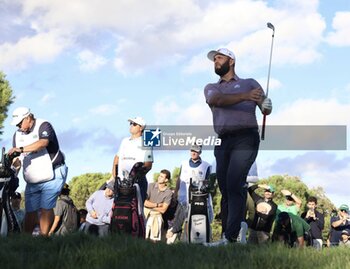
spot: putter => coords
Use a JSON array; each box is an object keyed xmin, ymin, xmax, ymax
[{"xmin": 261, "ymin": 22, "xmax": 275, "ymax": 140}]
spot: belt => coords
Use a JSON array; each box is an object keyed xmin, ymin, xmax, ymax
[
  {"xmin": 53, "ymin": 162, "xmax": 65, "ymax": 170},
  {"xmin": 219, "ymin": 128, "xmax": 258, "ymax": 139}
]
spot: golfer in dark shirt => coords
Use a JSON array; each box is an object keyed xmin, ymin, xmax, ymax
[{"xmin": 204, "ymin": 48, "xmax": 272, "ymax": 245}]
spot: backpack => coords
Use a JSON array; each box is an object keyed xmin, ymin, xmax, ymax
[
  {"xmin": 110, "ymin": 184, "xmax": 145, "ymax": 238},
  {"xmin": 58, "ymin": 198, "xmax": 79, "ymax": 234}
]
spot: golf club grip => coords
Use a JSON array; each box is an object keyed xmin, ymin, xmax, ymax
[{"xmin": 261, "ymin": 114, "xmax": 267, "ymax": 140}]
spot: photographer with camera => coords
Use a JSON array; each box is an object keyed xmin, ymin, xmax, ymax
[
  {"xmin": 301, "ymin": 196, "xmax": 324, "ymax": 249},
  {"xmin": 330, "ymin": 204, "xmax": 350, "ymax": 246}
]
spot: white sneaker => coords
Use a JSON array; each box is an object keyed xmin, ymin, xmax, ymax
[
  {"xmin": 203, "ymin": 236, "xmax": 229, "ymax": 247},
  {"xmin": 237, "ymin": 222, "xmax": 248, "ymax": 244}
]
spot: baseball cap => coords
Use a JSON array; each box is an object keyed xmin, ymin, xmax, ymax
[
  {"xmin": 207, "ymin": 48, "xmax": 236, "ymax": 61},
  {"xmin": 190, "ymin": 144, "xmax": 202, "ymax": 153},
  {"xmin": 128, "ymin": 116, "xmax": 146, "ymax": 128},
  {"xmin": 265, "ymin": 185, "xmax": 275, "ymax": 193},
  {"xmin": 106, "ymin": 182, "xmax": 115, "ymax": 192},
  {"xmin": 341, "ymin": 230, "xmax": 349, "ymax": 235},
  {"xmin": 339, "ymin": 204, "xmax": 349, "ymax": 212},
  {"xmin": 12, "ymin": 192, "xmax": 21, "ymax": 199},
  {"xmin": 11, "ymin": 107, "xmax": 31, "ymax": 126}
]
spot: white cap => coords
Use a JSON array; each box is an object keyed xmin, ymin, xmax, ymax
[
  {"xmin": 207, "ymin": 48, "xmax": 236, "ymax": 61},
  {"xmin": 190, "ymin": 144, "xmax": 202, "ymax": 153},
  {"xmin": 128, "ymin": 116, "xmax": 146, "ymax": 127},
  {"xmin": 11, "ymin": 107, "xmax": 31, "ymax": 126}
]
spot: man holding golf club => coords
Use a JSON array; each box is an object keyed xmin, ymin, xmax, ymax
[{"xmin": 204, "ymin": 47, "xmax": 272, "ymax": 246}]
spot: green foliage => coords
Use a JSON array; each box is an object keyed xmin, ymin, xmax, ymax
[
  {"xmin": 260, "ymin": 174, "xmax": 310, "ymax": 206},
  {"xmin": 68, "ymin": 173, "xmax": 111, "ymax": 209},
  {"xmin": 1, "ymin": 233, "xmax": 350, "ymax": 269},
  {"xmin": 257, "ymin": 175, "xmax": 334, "ymax": 212},
  {"xmin": 0, "ymin": 71, "xmax": 14, "ymax": 138}
]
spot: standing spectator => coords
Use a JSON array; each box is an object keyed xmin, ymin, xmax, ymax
[
  {"xmin": 326, "ymin": 209, "xmax": 338, "ymax": 247},
  {"xmin": 277, "ymin": 189, "xmax": 302, "ymax": 215},
  {"xmin": 204, "ymin": 48, "xmax": 272, "ymax": 245},
  {"xmin": 11, "ymin": 191, "xmax": 25, "ymax": 230},
  {"xmin": 274, "ymin": 212, "xmax": 310, "ymax": 248},
  {"xmin": 301, "ymin": 196, "xmax": 324, "ymax": 249},
  {"xmin": 49, "ymin": 183, "xmax": 78, "ymax": 236},
  {"xmin": 110, "ymin": 117, "xmax": 153, "ymax": 202},
  {"xmin": 330, "ymin": 204, "xmax": 350, "ymax": 246},
  {"xmin": 339, "ymin": 230, "xmax": 350, "ymax": 247},
  {"xmin": 144, "ymin": 169, "xmax": 173, "ymax": 242},
  {"xmin": 85, "ymin": 183, "xmax": 115, "ymax": 237},
  {"xmin": 248, "ymin": 184, "xmax": 277, "ymax": 244},
  {"xmin": 8, "ymin": 107, "xmax": 67, "ymax": 236},
  {"xmin": 168, "ymin": 145, "xmax": 212, "ymax": 242}
]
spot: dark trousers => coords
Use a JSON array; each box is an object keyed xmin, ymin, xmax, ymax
[
  {"xmin": 215, "ymin": 130, "xmax": 259, "ymax": 240},
  {"xmin": 139, "ymin": 176, "xmax": 148, "ymax": 203}
]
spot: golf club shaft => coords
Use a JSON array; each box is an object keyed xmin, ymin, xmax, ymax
[{"xmin": 261, "ymin": 22, "xmax": 275, "ymax": 140}]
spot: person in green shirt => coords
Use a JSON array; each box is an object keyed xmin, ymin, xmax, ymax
[
  {"xmin": 277, "ymin": 189, "xmax": 302, "ymax": 216},
  {"xmin": 274, "ymin": 211, "xmax": 310, "ymax": 248}
]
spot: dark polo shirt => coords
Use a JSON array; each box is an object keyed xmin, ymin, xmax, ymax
[{"xmin": 204, "ymin": 76, "xmax": 263, "ymax": 136}]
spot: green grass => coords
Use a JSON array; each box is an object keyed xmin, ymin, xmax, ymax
[{"xmin": 1, "ymin": 233, "xmax": 350, "ymax": 269}]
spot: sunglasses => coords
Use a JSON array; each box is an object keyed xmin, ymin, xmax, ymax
[
  {"xmin": 340, "ymin": 209, "xmax": 348, "ymax": 212},
  {"xmin": 130, "ymin": 122, "xmax": 140, "ymax": 127}
]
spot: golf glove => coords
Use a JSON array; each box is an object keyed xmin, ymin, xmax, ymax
[{"xmin": 261, "ymin": 97, "xmax": 272, "ymax": 112}]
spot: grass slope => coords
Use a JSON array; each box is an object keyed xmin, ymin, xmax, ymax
[{"xmin": 1, "ymin": 233, "xmax": 350, "ymax": 269}]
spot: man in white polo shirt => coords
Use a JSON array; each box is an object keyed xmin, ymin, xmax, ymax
[
  {"xmin": 8, "ymin": 107, "xmax": 67, "ymax": 236},
  {"xmin": 111, "ymin": 116, "xmax": 153, "ymax": 202}
]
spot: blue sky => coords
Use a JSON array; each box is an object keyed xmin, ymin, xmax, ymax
[{"xmin": 0, "ymin": 0, "xmax": 349, "ymax": 207}]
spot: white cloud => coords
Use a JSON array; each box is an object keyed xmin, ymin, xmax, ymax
[
  {"xmin": 183, "ymin": 52, "xmax": 212, "ymax": 75},
  {"xmin": 77, "ymin": 49, "xmax": 107, "ymax": 72},
  {"xmin": 89, "ymin": 104, "xmax": 118, "ymax": 116},
  {"xmin": 39, "ymin": 92, "xmax": 56, "ymax": 104},
  {"xmin": 256, "ymin": 77, "xmax": 282, "ymax": 95},
  {"xmin": 0, "ymin": 30, "xmax": 71, "ymax": 71},
  {"xmin": 0, "ymin": 0, "xmax": 328, "ymax": 73},
  {"xmin": 152, "ymin": 88, "xmax": 212, "ymax": 125},
  {"xmin": 326, "ymin": 12, "xmax": 350, "ymax": 46},
  {"xmin": 269, "ymin": 98, "xmax": 350, "ymax": 125}
]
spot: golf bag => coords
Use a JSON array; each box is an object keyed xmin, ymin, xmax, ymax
[
  {"xmin": 0, "ymin": 147, "xmax": 21, "ymax": 236},
  {"xmin": 187, "ymin": 178, "xmax": 211, "ymax": 244},
  {"xmin": 110, "ymin": 162, "xmax": 145, "ymax": 238}
]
